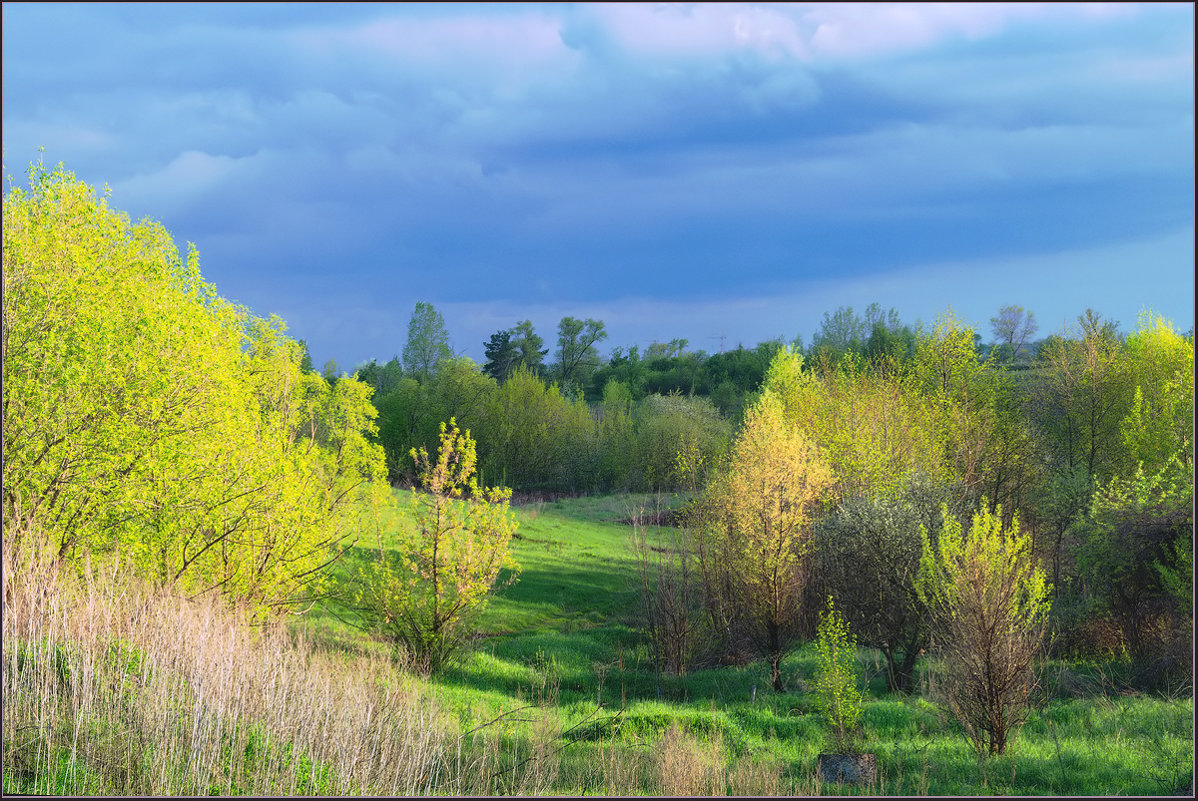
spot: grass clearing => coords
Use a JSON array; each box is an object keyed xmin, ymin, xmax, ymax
[{"xmin": 4, "ymin": 491, "xmax": 1192, "ymax": 795}]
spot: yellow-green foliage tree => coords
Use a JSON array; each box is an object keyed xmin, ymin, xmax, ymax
[
  {"xmin": 477, "ymin": 365, "xmax": 593, "ymax": 491},
  {"xmin": 354, "ymin": 419, "xmax": 519, "ymax": 672},
  {"xmin": 1118, "ymin": 311, "xmax": 1193, "ymax": 476},
  {"xmin": 702, "ymin": 389, "xmax": 834, "ymax": 691},
  {"xmin": 910, "ymin": 310, "xmax": 1000, "ymax": 495},
  {"xmin": 767, "ymin": 348, "xmax": 946, "ymax": 499},
  {"xmin": 917, "ymin": 502, "xmax": 1051, "ymax": 756},
  {"xmin": 2, "ymin": 162, "xmax": 386, "ymax": 611}
]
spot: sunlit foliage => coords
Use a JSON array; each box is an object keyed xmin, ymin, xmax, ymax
[{"xmin": 2, "ymin": 162, "xmax": 386, "ymax": 611}]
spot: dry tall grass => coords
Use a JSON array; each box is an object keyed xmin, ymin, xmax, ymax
[
  {"xmin": 2, "ymin": 534, "xmax": 447, "ymax": 795},
  {"xmin": 3, "ymin": 528, "xmax": 813, "ymax": 796}
]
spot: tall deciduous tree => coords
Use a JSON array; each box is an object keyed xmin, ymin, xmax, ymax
[
  {"xmin": 989, "ymin": 305, "xmax": 1039, "ymax": 364},
  {"xmin": 553, "ymin": 316, "xmax": 607, "ymax": 392},
  {"xmin": 510, "ymin": 319, "xmax": 548, "ymax": 376},
  {"xmin": 403, "ymin": 301, "xmax": 452, "ymax": 383},
  {"xmin": 1033, "ymin": 310, "xmax": 1128, "ymax": 482},
  {"xmin": 355, "ymin": 356, "xmax": 403, "ymax": 396},
  {"xmin": 911, "ymin": 309, "xmax": 999, "ymax": 494},
  {"xmin": 702, "ymin": 390, "xmax": 834, "ymax": 691},
  {"xmin": 809, "ymin": 305, "xmax": 868, "ymax": 365}
]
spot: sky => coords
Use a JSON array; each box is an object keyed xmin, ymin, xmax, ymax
[{"xmin": 3, "ymin": 2, "xmax": 1193, "ymax": 370}]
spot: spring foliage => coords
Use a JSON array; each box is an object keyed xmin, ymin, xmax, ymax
[
  {"xmin": 917, "ymin": 502, "xmax": 1051, "ymax": 755},
  {"xmin": 353, "ymin": 419, "xmax": 519, "ymax": 672},
  {"xmin": 701, "ymin": 385, "xmax": 834, "ymax": 690},
  {"xmin": 813, "ymin": 596, "xmax": 865, "ymax": 754},
  {"xmin": 2, "ymin": 162, "xmax": 386, "ymax": 611}
]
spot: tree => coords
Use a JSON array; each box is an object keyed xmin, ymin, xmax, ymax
[
  {"xmin": 1033, "ymin": 310, "xmax": 1128, "ymax": 482},
  {"xmin": 917, "ymin": 502, "xmax": 1051, "ymax": 756},
  {"xmin": 351, "ymin": 419, "xmax": 519, "ymax": 672},
  {"xmin": 321, "ymin": 357, "xmax": 341, "ymax": 383},
  {"xmin": 989, "ymin": 305, "xmax": 1039, "ymax": 365},
  {"xmin": 1118, "ymin": 311, "xmax": 1193, "ymax": 476},
  {"xmin": 1075, "ymin": 456, "xmax": 1192, "ymax": 684},
  {"xmin": 645, "ymin": 338, "xmax": 689, "ymax": 360},
  {"xmin": 814, "ymin": 476, "xmax": 968, "ymax": 694},
  {"xmin": 2, "ymin": 161, "xmax": 386, "ymax": 612},
  {"xmin": 911, "ymin": 309, "xmax": 999, "ymax": 494},
  {"xmin": 482, "ymin": 329, "xmax": 518, "ymax": 383},
  {"xmin": 476, "ymin": 366, "xmax": 590, "ymax": 491},
  {"xmin": 766, "ymin": 347, "xmax": 946, "ymax": 501},
  {"xmin": 809, "ymin": 305, "xmax": 867, "ymax": 365},
  {"xmin": 355, "ymin": 356, "xmax": 403, "ymax": 396},
  {"xmin": 402, "ymin": 301, "xmax": 452, "ymax": 382},
  {"xmin": 553, "ymin": 316, "xmax": 607, "ymax": 392},
  {"xmin": 864, "ymin": 320, "xmax": 914, "ymax": 373},
  {"xmin": 510, "ymin": 319, "xmax": 548, "ymax": 376},
  {"xmin": 693, "ymin": 343, "xmax": 777, "ymax": 420},
  {"xmin": 592, "ymin": 345, "xmax": 648, "ymax": 401},
  {"xmin": 425, "ymin": 357, "xmax": 497, "ymax": 466},
  {"xmin": 813, "ymin": 596, "xmax": 866, "ymax": 754},
  {"xmin": 297, "ymin": 339, "xmax": 314, "ymax": 373},
  {"xmin": 701, "ymin": 390, "xmax": 834, "ymax": 691},
  {"xmin": 372, "ymin": 377, "xmax": 430, "ymax": 483}
]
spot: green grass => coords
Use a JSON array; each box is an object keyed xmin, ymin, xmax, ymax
[
  {"xmin": 10, "ymin": 489, "xmax": 1186, "ymax": 795},
  {"xmin": 297, "ymin": 490, "xmax": 1195, "ymax": 796}
]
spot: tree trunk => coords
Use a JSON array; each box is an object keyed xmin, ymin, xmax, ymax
[{"xmin": 768, "ymin": 620, "xmax": 783, "ymax": 691}]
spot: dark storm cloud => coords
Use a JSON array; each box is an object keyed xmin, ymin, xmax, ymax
[{"xmin": 3, "ymin": 2, "xmax": 1192, "ymax": 369}]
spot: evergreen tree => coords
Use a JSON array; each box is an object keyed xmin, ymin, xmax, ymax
[{"xmin": 483, "ymin": 329, "xmax": 518, "ymax": 382}]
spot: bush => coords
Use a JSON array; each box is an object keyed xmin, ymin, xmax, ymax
[
  {"xmin": 349, "ymin": 420, "xmax": 519, "ymax": 672},
  {"xmin": 917, "ymin": 501, "xmax": 1051, "ymax": 756},
  {"xmin": 813, "ymin": 474, "xmax": 968, "ymax": 693},
  {"xmin": 631, "ymin": 499, "xmax": 708, "ymax": 676},
  {"xmin": 1075, "ymin": 457, "xmax": 1193, "ymax": 690},
  {"xmin": 813, "ymin": 596, "xmax": 865, "ymax": 754}
]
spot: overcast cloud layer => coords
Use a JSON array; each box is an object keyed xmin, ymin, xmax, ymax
[{"xmin": 3, "ymin": 2, "xmax": 1193, "ymax": 369}]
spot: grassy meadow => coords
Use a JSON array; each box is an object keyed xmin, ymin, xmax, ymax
[{"xmin": 3, "ymin": 492, "xmax": 1193, "ymax": 796}]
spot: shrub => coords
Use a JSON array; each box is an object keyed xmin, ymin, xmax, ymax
[
  {"xmin": 813, "ymin": 474, "xmax": 968, "ymax": 693},
  {"xmin": 631, "ymin": 500, "xmax": 707, "ymax": 676},
  {"xmin": 917, "ymin": 501, "xmax": 1051, "ymax": 756},
  {"xmin": 1075, "ymin": 456, "xmax": 1192, "ymax": 689},
  {"xmin": 349, "ymin": 419, "xmax": 519, "ymax": 672},
  {"xmin": 812, "ymin": 596, "xmax": 865, "ymax": 754}
]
